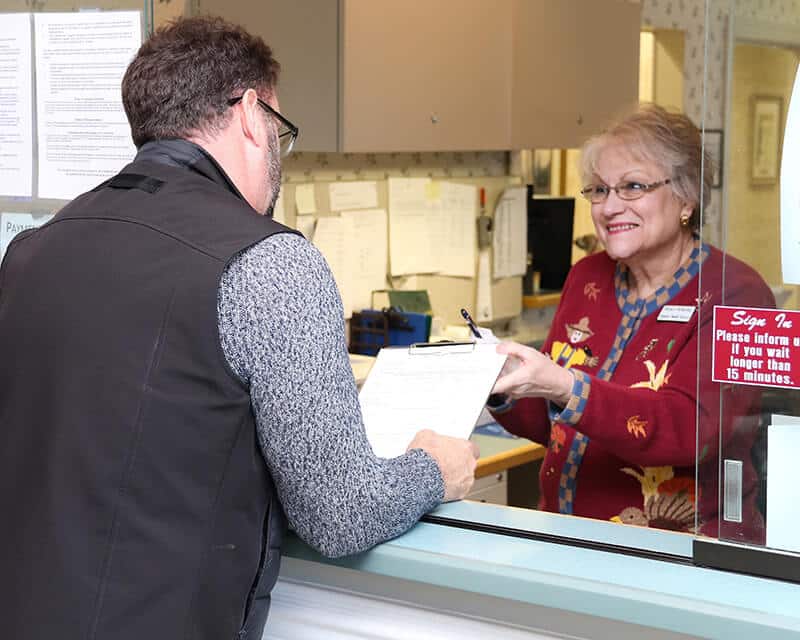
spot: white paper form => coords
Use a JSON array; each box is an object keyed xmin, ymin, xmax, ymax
[
  {"xmin": 493, "ymin": 187, "xmax": 528, "ymax": 278},
  {"xmin": 0, "ymin": 14, "xmax": 33, "ymax": 197},
  {"xmin": 34, "ymin": 12, "xmax": 141, "ymax": 200},
  {"xmin": 312, "ymin": 215, "xmax": 356, "ymax": 318},
  {"xmin": 781, "ymin": 64, "xmax": 800, "ymax": 284},
  {"xmin": 388, "ymin": 177, "xmax": 436, "ymax": 276},
  {"xmin": 435, "ymin": 182, "xmax": 477, "ymax": 277},
  {"xmin": 340, "ymin": 208, "xmax": 388, "ymax": 313},
  {"xmin": 359, "ymin": 342, "xmax": 507, "ymax": 458},
  {"xmin": 329, "ymin": 180, "xmax": 378, "ymax": 211},
  {"xmin": 766, "ymin": 414, "xmax": 800, "ymax": 553},
  {"xmin": 1, "ymin": 212, "xmax": 53, "ymax": 260}
]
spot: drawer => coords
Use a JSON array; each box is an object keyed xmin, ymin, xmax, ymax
[{"xmin": 466, "ymin": 471, "xmax": 507, "ymax": 505}]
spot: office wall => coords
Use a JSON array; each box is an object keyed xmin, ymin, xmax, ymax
[
  {"xmin": 727, "ymin": 43, "xmax": 799, "ymax": 294},
  {"xmin": 641, "ymin": 0, "xmax": 799, "ymax": 127},
  {"xmin": 127, "ymin": 0, "xmax": 800, "ymax": 311}
]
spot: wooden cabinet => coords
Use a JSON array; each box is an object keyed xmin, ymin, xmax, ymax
[
  {"xmin": 340, "ymin": 0, "xmax": 511, "ymax": 152},
  {"xmin": 510, "ymin": 0, "xmax": 641, "ymax": 149},
  {"xmin": 193, "ymin": 0, "xmax": 341, "ymax": 151},
  {"xmin": 194, "ymin": 0, "xmax": 640, "ymax": 152}
]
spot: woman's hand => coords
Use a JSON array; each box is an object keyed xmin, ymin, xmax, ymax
[{"xmin": 492, "ymin": 342, "xmax": 575, "ymax": 406}]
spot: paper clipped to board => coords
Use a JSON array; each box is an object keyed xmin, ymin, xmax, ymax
[{"xmin": 358, "ymin": 342, "xmax": 507, "ymax": 458}]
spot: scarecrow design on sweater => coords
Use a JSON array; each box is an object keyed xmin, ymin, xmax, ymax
[{"xmin": 550, "ymin": 316, "xmax": 599, "ymax": 369}]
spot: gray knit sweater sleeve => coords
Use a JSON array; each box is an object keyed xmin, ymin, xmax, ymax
[{"xmin": 217, "ymin": 232, "xmax": 444, "ymax": 558}]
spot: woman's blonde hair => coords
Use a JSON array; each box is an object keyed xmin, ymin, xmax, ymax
[{"xmin": 580, "ymin": 104, "xmax": 713, "ymax": 230}]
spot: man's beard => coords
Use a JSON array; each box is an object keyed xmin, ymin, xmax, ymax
[{"xmin": 265, "ymin": 133, "xmax": 282, "ymax": 217}]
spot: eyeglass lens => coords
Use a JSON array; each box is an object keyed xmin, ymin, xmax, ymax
[
  {"xmin": 581, "ymin": 180, "xmax": 669, "ymax": 203},
  {"xmin": 278, "ymin": 130, "xmax": 296, "ymax": 157}
]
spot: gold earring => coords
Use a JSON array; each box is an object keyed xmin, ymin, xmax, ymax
[{"xmin": 680, "ymin": 214, "xmax": 690, "ymax": 228}]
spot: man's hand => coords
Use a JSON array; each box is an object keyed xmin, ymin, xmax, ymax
[{"xmin": 407, "ymin": 429, "xmax": 480, "ymax": 502}]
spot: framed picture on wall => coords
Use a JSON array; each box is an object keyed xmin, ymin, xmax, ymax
[
  {"xmin": 704, "ymin": 129, "xmax": 724, "ymax": 189},
  {"xmin": 751, "ymin": 95, "xmax": 783, "ymax": 185}
]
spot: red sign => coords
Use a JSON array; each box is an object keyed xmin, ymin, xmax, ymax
[{"xmin": 713, "ymin": 306, "xmax": 800, "ymax": 389}]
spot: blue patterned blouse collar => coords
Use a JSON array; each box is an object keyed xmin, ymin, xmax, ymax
[{"xmin": 613, "ymin": 235, "xmax": 709, "ymax": 317}]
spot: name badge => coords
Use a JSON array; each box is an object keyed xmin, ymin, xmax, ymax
[{"xmin": 657, "ymin": 305, "xmax": 696, "ymax": 323}]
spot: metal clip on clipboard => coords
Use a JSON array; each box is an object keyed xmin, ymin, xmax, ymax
[{"xmin": 408, "ymin": 341, "xmax": 476, "ymax": 355}]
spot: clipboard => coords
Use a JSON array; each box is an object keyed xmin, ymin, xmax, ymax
[{"xmin": 358, "ymin": 341, "xmax": 507, "ymax": 459}]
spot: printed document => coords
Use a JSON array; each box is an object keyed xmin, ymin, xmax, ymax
[
  {"xmin": 312, "ymin": 215, "xmax": 355, "ymax": 318},
  {"xmin": 434, "ymin": 181, "xmax": 477, "ymax": 277},
  {"xmin": 341, "ymin": 208, "xmax": 388, "ymax": 313},
  {"xmin": 0, "ymin": 13, "xmax": 33, "ymax": 197},
  {"xmin": 493, "ymin": 187, "xmax": 528, "ymax": 278},
  {"xmin": 35, "ymin": 12, "xmax": 141, "ymax": 200},
  {"xmin": 329, "ymin": 180, "xmax": 378, "ymax": 211},
  {"xmin": 388, "ymin": 177, "xmax": 436, "ymax": 276},
  {"xmin": 358, "ymin": 342, "xmax": 507, "ymax": 458}
]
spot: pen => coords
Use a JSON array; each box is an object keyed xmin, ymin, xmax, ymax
[{"xmin": 460, "ymin": 308, "xmax": 482, "ymax": 339}]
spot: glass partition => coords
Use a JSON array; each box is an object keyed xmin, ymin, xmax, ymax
[{"xmin": 693, "ymin": 0, "xmax": 800, "ymax": 579}]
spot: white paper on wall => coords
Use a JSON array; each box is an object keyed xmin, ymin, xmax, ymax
[
  {"xmin": 435, "ymin": 182, "xmax": 477, "ymax": 278},
  {"xmin": 780, "ymin": 64, "xmax": 800, "ymax": 284},
  {"xmin": 294, "ymin": 183, "xmax": 317, "ymax": 214},
  {"xmin": 35, "ymin": 12, "xmax": 141, "ymax": 200},
  {"xmin": 0, "ymin": 13, "xmax": 34, "ymax": 198},
  {"xmin": 493, "ymin": 187, "xmax": 528, "ymax": 278},
  {"xmin": 312, "ymin": 215, "xmax": 356, "ymax": 319},
  {"xmin": 340, "ymin": 208, "xmax": 388, "ymax": 313},
  {"xmin": 1, "ymin": 212, "xmax": 54, "ymax": 260},
  {"xmin": 328, "ymin": 181, "xmax": 378, "ymax": 211},
  {"xmin": 388, "ymin": 177, "xmax": 436, "ymax": 276}
]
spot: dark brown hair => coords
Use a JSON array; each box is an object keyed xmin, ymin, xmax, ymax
[
  {"xmin": 122, "ymin": 15, "xmax": 280, "ymax": 147},
  {"xmin": 581, "ymin": 104, "xmax": 713, "ymax": 231}
]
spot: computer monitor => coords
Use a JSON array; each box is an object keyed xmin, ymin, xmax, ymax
[{"xmin": 524, "ymin": 190, "xmax": 575, "ymax": 294}]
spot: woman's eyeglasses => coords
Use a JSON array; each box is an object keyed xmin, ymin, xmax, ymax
[{"xmin": 580, "ymin": 179, "xmax": 671, "ymax": 203}]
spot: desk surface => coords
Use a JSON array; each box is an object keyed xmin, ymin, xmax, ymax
[{"xmin": 471, "ymin": 433, "xmax": 545, "ymax": 478}]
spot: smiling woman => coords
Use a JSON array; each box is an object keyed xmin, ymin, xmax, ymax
[{"xmin": 489, "ymin": 104, "xmax": 775, "ymax": 541}]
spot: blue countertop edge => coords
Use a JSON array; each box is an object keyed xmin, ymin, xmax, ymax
[{"xmin": 282, "ymin": 501, "xmax": 800, "ymax": 639}]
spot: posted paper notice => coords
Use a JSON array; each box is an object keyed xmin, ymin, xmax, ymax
[
  {"xmin": 1, "ymin": 212, "xmax": 53, "ymax": 260},
  {"xmin": 712, "ymin": 306, "xmax": 800, "ymax": 389},
  {"xmin": 0, "ymin": 13, "xmax": 34, "ymax": 197},
  {"xmin": 34, "ymin": 12, "xmax": 141, "ymax": 200}
]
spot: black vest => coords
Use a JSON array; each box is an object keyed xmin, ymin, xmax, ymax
[{"xmin": 0, "ymin": 156, "xmax": 296, "ymax": 639}]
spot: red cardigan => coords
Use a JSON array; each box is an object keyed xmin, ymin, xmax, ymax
[{"xmin": 491, "ymin": 244, "xmax": 774, "ymax": 542}]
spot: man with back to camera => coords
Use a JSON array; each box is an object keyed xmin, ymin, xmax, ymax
[{"xmin": 0, "ymin": 16, "xmax": 479, "ymax": 640}]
